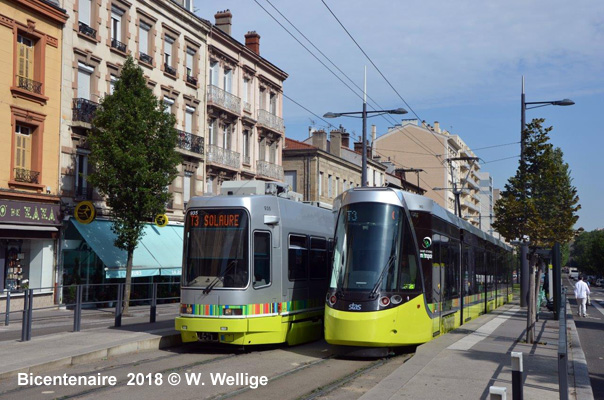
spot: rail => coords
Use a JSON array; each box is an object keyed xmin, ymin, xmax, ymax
[
  {"xmin": 558, "ymin": 288, "xmax": 568, "ymax": 400},
  {"xmin": 1, "ymin": 281, "xmax": 180, "ymax": 341}
]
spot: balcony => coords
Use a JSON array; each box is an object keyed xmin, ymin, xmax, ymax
[
  {"xmin": 243, "ymin": 101, "xmax": 251, "ymax": 114},
  {"xmin": 257, "ymin": 109, "xmax": 284, "ymax": 134},
  {"xmin": 164, "ymin": 63, "xmax": 177, "ymax": 76},
  {"xmin": 139, "ymin": 52, "xmax": 153, "ymax": 65},
  {"xmin": 75, "ymin": 184, "xmax": 93, "ymax": 200},
  {"xmin": 207, "ymin": 144, "xmax": 240, "ymax": 170},
  {"xmin": 176, "ymin": 130, "xmax": 204, "ymax": 156},
  {"xmin": 186, "ymin": 74, "xmax": 197, "ymax": 86},
  {"xmin": 207, "ymin": 85, "xmax": 240, "ymax": 115},
  {"xmin": 78, "ymin": 22, "xmax": 97, "ymax": 39},
  {"xmin": 72, "ymin": 98, "xmax": 99, "ymax": 124},
  {"xmin": 111, "ymin": 38, "xmax": 127, "ymax": 53},
  {"xmin": 14, "ymin": 168, "xmax": 40, "ymax": 184},
  {"xmin": 16, "ymin": 75, "xmax": 42, "ymax": 95},
  {"xmin": 256, "ymin": 160, "xmax": 284, "ymax": 181}
]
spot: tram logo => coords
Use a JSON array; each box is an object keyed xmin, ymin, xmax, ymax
[
  {"xmin": 422, "ymin": 237, "xmax": 432, "ymax": 249},
  {"xmin": 348, "ymin": 303, "xmax": 362, "ymax": 311}
]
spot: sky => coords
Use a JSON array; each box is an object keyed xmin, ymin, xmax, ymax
[{"xmin": 195, "ymin": 0, "xmax": 604, "ymax": 231}]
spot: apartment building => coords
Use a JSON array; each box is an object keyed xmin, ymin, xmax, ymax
[
  {"xmin": 374, "ymin": 119, "xmax": 482, "ymax": 228},
  {"xmin": 0, "ymin": 0, "xmax": 67, "ymax": 303},
  {"xmin": 283, "ymin": 127, "xmax": 392, "ymax": 205},
  {"xmin": 205, "ymin": 10, "xmax": 288, "ymax": 194},
  {"xmin": 60, "ymin": 0, "xmax": 209, "ymax": 221}
]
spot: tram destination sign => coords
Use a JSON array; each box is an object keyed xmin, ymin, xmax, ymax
[
  {"xmin": 189, "ymin": 209, "xmax": 244, "ymax": 228},
  {"xmin": 0, "ymin": 199, "xmax": 61, "ymax": 225}
]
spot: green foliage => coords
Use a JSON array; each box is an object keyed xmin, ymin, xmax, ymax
[
  {"xmin": 87, "ymin": 56, "xmax": 181, "ymax": 252},
  {"xmin": 493, "ymin": 118, "xmax": 580, "ymax": 248},
  {"xmin": 571, "ymin": 230, "xmax": 604, "ymax": 275}
]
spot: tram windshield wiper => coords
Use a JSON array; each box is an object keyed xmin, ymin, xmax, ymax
[
  {"xmin": 203, "ymin": 260, "xmax": 237, "ymax": 295},
  {"xmin": 369, "ymin": 254, "xmax": 396, "ymax": 299}
]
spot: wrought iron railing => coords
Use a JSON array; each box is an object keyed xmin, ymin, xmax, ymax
[
  {"xmin": 257, "ymin": 109, "xmax": 284, "ymax": 134},
  {"xmin": 139, "ymin": 52, "xmax": 153, "ymax": 65},
  {"xmin": 111, "ymin": 38, "xmax": 127, "ymax": 52},
  {"xmin": 186, "ymin": 74, "xmax": 197, "ymax": 86},
  {"xmin": 78, "ymin": 22, "xmax": 96, "ymax": 39},
  {"xmin": 176, "ymin": 130, "xmax": 204, "ymax": 155},
  {"xmin": 256, "ymin": 160, "xmax": 284, "ymax": 181},
  {"xmin": 207, "ymin": 85, "xmax": 241, "ymax": 115},
  {"xmin": 75, "ymin": 184, "xmax": 93, "ymax": 200},
  {"xmin": 207, "ymin": 144, "xmax": 240, "ymax": 169},
  {"xmin": 164, "ymin": 63, "xmax": 177, "ymax": 76},
  {"xmin": 16, "ymin": 75, "xmax": 42, "ymax": 94},
  {"xmin": 14, "ymin": 168, "xmax": 40, "ymax": 184},
  {"xmin": 72, "ymin": 98, "xmax": 99, "ymax": 124}
]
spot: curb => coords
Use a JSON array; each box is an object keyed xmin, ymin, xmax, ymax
[
  {"xmin": 0, "ymin": 331, "xmax": 182, "ymax": 380},
  {"xmin": 567, "ymin": 303, "xmax": 595, "ymax": 400}
]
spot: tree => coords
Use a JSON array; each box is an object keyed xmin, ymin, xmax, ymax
[
  {"xmin": 493, "ymin": 118, "xmax": 580, "ymax": 342},
  {"xmin": 87, "ymin": 56, "xmax": 181, "ymax": 315},
  {"xmin": 572, "ymin": 230, "xmax": 604, "ymax": 276}
]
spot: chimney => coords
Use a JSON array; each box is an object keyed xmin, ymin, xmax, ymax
[
  {"xmin": 434, "ymin": 121, "xmax": 440, "ymax": 133},
  {"xmin": 215, "ymin": 10, "xmax": 232, "ymax": 36},
  {"xmin": 341, "ymin": 131, "xmax": 350, "ymax": 148},
  {"xmin": 353, "ymin": 140, "xmax": 372, "ymax": 160},
  {"xmin": 245, "ymin": 31, "xmax": 261, "ymax": 55},
  {"xmin": 330, "ymin": 129, "xmax": 342, "ymax": 158},
  {"xmin": 312, "ymin": 129, "xmax": 327, "ymax": 151}
]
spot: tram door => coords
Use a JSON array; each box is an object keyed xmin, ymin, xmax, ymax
[{"xmin": 431, "ymin": 235, "xmax": 444, "ymax": 336}]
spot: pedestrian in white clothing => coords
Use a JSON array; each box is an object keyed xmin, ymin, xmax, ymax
[{"xmin": 575, "ymin": 275, "xmax": 591, "ymax": 317}]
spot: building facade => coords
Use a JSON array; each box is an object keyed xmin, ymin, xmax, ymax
[
  {"xmin": 374, "ymin": 119, "xmax": 490, "ymax": 228},
  {"xmin": 204, "ymin": 10, "xmax": 288, "ymax": 194},
  {"xmin": 0, "ymin": 0, "xmax": 67, "ymax": 304}
]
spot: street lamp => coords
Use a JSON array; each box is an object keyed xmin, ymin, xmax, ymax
[
  {"xmin": 519, "ymin": 76, "xmax": 574, "ymax": 311},
  {"xmin": 324, "ymin": 107, "xmax": 407, "ymax": 186},
  {"xmin": 324, "ymin": 68, "xmax": 407, "ymax": 187}
]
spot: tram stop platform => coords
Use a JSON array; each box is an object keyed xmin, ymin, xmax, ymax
[{"xmin": 0, "ymin": 300, "xmax": 594, "ymax": 399}]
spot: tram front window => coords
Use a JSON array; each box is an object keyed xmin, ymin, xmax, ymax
[
  {"xmin": 331, "ymin": 203, "xmax": 414, "ymax": 294},
  {"xmin": 184, "ymin": 209, "xmax": 249, "ymax": 289}
]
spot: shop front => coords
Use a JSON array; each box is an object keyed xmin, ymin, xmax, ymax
[{"xmin": 0, "ymin": 198, "xmax": 61, "ymax": 308}]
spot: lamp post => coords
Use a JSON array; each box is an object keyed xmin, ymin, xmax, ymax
[
  {"xmin": 519, "ymin": 76, "xmax": 574, "ymax": 309},
  {"xmin": 324, "ymin": 68, "xmax": 407, "ymax": 186}
]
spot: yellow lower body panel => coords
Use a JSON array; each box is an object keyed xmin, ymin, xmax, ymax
[
  {"xmin": 176, "ymin": 310, "xmax": 323, "ymax": 346},
  {"xmin": 324, "ymin": 296, "xmax": 433, "ymax": 347}
]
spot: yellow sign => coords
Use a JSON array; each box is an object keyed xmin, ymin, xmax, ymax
[
  {"xmin": 74, "ymin": 201, "xmax": 96, "ymax": 224},
  {"xmin": 155, "ymin": 214, "xmax": 168, "ymax": 227}
]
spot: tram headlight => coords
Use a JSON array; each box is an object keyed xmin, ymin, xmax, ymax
[
  {"xmin": 379, "ymin": 296, "xmax": 391, "ymax": 307},
  {"xmin": 329, "ymin": 295, "xmax": 337, "ymax": 306},
  {"xmin": 391, "ymin": 295, "xmax": 403, "ymax": 305}
]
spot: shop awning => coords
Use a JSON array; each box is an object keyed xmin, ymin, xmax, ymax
[{"xmin": 69, "ymin": 219, "xmax": 183, "ymax": 279}]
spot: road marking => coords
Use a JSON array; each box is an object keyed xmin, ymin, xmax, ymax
[{"xmin": 447, "ymin": 307, "xmax": 520, "ymax": 351}]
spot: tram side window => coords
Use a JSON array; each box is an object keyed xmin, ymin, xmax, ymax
[
  {"xmin": 253, "ymin": 231, "xmax": 271, "ymax": 288},
  {"xmin": 309, "ymin": 237, "xmax": 328, "ymax": 279},
  {"xmin": 400, "ymin": 223, "xmax": 419, "ymax": 290},
  {"xmin": 288, "ymin": 235, "xmax": 308, "ymax": 281}
]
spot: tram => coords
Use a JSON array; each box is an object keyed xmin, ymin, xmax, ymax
[
  {"xmin": 176, "ymin": 181, "xmax": 335, "ymax": 346},
  {"xmin": 324, "ymin": 187, "xmax": 513, "ymax": 347}
]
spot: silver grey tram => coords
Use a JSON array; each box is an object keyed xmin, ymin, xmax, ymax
[{"xmin": 176, "ymin": 181, "xmax": 335, "ymax": 346}]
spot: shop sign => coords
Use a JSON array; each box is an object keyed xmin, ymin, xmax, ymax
[
  {"xmin": 155, "ymin": 214, "xmax": 168, "ymax": 227},
  {"xmin": 0, "ymin": 199, "xmax": 60, "ymax": 225},
  {"xmin": 74, "ymin": 201, "xmax": 96, "ymax": 224}
]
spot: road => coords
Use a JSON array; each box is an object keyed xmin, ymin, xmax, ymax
[
  {"xmin": 0, "ymin": 339, "xmax": 412, "ymax": 400},
  {"xmin": 565, "ymin": 276, "xmax": 604, "ymax": 400}
]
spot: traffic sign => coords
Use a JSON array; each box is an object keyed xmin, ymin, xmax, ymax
[{"xmin": 74, "ymin": 201, "xmax": 96, "ymax": 224}]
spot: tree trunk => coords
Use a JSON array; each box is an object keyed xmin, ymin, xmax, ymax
[{"xmin": 123, "ymin": 249, "xmax": 133, "ymax": 316}]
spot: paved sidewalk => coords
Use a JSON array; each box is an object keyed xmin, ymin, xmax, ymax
[
  {"xmin": 360, "ymin": 300, "xmax": 593, "ymax": 400},
  {"xmin": 0, "ymin": 300, "xmax": 592, "ymax": 399}
]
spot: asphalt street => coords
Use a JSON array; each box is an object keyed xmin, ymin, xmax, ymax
[{"xmin": 565, "ymin": 277, "xmax": 604, "ymax": 400}]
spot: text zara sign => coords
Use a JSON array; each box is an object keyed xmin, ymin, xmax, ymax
[{"xmin": 0, "ymin": 199, "xmax": 61, "ymax": 225}]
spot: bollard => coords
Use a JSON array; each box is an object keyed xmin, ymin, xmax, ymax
[
  {"xmin": 150, "ymin": 282, "xmax": 157, "ymax": 323},
  {"xmin": 26, "ymin": 289, "xmax": 33, "ymax": 341},
  {"xmin": 21, "ymin": 289, "xmax": 30, "ymax": 342},
  {"xmin": 511, "ymin": 352, "xmax": 524, "ymax": 400},
  {"xmin": 73, "ymin": 285, "xmax": 82, "ymax": 332},
  {"xmin": 489, "ymin": 386, "xmax": 507, "ymax": 400},
  {"xmin": 5, "ymin": 290, "xmax": 10, "ymax": 326},
  {"xmin": 115, "ymin": 283, "xmax": 123, "ymax": 327}
]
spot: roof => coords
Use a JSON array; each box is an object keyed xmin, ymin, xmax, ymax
[{"xmin": 284, "ymin": 137, "xmax": 317, "ymax": 151}]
